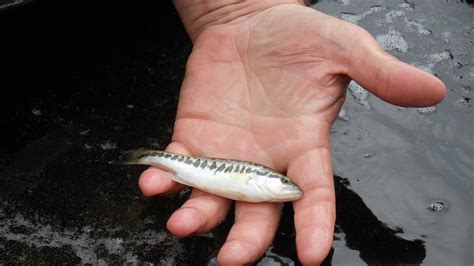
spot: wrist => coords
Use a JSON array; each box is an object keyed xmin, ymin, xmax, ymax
[{"xmin": 172, "ymin": 0, "xmax": 305, "ymax": 42}]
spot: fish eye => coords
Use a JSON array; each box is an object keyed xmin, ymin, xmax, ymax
[{"xmin": 282, "ymin": 179, "xmax": 289, "ymax": 184}]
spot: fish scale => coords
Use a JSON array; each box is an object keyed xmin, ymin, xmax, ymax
[{"xmin": 113, "ymin": 148, "xmax": 303, "ymax": 202}]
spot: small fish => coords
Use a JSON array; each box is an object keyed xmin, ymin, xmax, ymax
[{"xmin": 113, "ymin": 148, "xmax": 303, "ymax": 202}]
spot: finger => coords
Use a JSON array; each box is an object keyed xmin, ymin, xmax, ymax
[
  {"xmin": 167, "ymin": 189, "xmax": 232, "ymax": 237},
  {"xmin": 138, "ymin": 142, "xmax": 188, "ymax": 196},
  {"xmin": 217, "ymin": 202, "xmax": 281, "ymax": 265},
  {"xmin": 287, "ymin": 148, "xmax": 336, "ymax": 265},
  {"xmin": 342, "ymin": 24, "xmax": 446, "ymax": 107}
]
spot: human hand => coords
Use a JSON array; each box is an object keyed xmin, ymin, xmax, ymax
[{"xmin": 139, "ymin": 1, "xmax": 445, "ymax": 264}]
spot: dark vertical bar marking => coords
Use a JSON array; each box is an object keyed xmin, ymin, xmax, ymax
[
  {"xmin": 225, "ymin": 164, "xmax": 234, "ymax": 173},
  {"xmin": 216, "ymin": 163, "xmax": 226, "ymax": 173},
  {"xmin": 210, "ymin": 161, "xmax": 217, "ymax": 170}
]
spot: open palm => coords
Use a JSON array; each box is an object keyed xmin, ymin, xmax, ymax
[{"xmin": 139, "ymin": 5, "xmax": 445, "ymax": 264}]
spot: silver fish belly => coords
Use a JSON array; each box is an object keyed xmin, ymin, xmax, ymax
[{"xmin": 114, "ymin": 148, "xmax": 303, "ymax": 202}]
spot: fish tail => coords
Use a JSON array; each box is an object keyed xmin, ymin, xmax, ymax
[{"xmin": 109, "ymin": 148, "xmax": 154, "ymax": 165}]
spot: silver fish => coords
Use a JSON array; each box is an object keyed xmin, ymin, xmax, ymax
[{"xmin": 114, "ymin": 148, "xmax": 303, "ymax": 202}]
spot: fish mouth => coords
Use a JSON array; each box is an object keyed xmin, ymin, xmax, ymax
[{"xmin": 273, "ymin": 188, "xmax": 303, "ymax": 202}]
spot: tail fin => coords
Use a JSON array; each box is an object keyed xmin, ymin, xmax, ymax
[{"xmin": 109, "ymin": 148, "xmax": 153, "ymax": 165}]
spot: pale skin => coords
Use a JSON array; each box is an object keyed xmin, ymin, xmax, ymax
[{"xmin": 138, "ymin": 1, "xmax": 446, "ymax": 265}]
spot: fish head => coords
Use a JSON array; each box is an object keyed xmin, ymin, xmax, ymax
[{"xmin": 257, "ymin": 174, "xmax": 303, "ymax": 202}]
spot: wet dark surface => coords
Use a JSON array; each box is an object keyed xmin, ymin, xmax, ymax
[{"xmin": 1, "ymin": 0, "xmax": 473, "ymax": 265}]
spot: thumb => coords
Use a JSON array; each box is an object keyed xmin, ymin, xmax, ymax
[{"xmin": 346, "ymin": 28, "xmax": 446, "ymax": 107}]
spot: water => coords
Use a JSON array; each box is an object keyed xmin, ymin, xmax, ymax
[
  {"xmin": 322, "ymin": 0, "xmax": 473, "ymax": 264},
  {"xmin": 0, "ymin": 0, "xmax": 472, "ymax": 265}
]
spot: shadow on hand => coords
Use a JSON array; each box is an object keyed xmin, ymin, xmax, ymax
[{"xmin": 272, "ymin": 175, "xmax": 426, "ymax": 265}]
